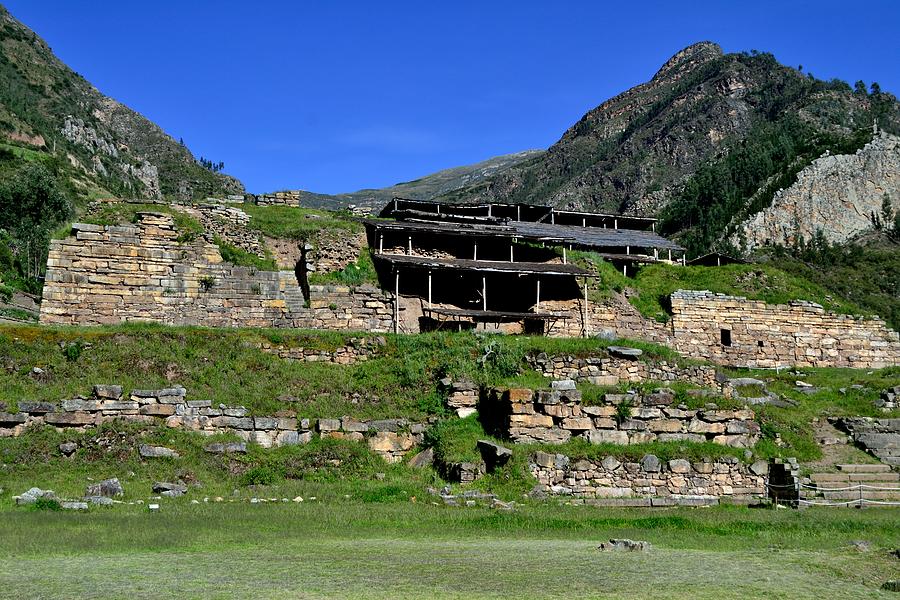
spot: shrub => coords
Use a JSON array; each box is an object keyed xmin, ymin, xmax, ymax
[
  {"xmin": 240, "ymin": 465, "xmax": 281, "ymax": 486},
  {"xmin": 31, "ymin": 497, "xmax": 62, "ymax": 511}
]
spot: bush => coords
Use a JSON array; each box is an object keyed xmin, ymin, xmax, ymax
[
  {"xmin": 31, "ymin": 497, "xmax": 62, "ymax": 511},
  {"xmin": 240, "ymin": 465, "xmax": 281, "ymax": 486}
]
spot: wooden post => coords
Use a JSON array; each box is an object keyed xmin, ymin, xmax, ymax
[
  {"xmin": 394, "ymin": 270, "xmax": 400, "ymax": 334},
  {"xmin": 510, "ymin": 244, "xmax": 514, "ymax": 262},
  {"xmin": 427, "ymin": 270, "xmax": 432, "ymax": 308},
  {"xmin": 536, "ymin": 279, "xmax": 541, "ymax": 312},
  {"xmin": 437, "ymin": 204, "xmax": 441, "ymax": 215},
  {"xmin": 654, "ymin": 248, "xmax": 659, "ymax": 260},
  {"xmin": 517, "ymin": 205, "xmax": 521, "ymax": 221},
  {"xmin": 407, "ymin": 236, "xmax": 412, "ymax": 255},
  {"xmin": 582, "ymin": 217, "xmax": 586, "ymax": 227},
  {"xmin": 551, "ymin": 211, "xmax": 555, "ymax": 225},
  {"xmin": 563, "ymin": 247, "xmax": 567, "ymax": 264},
  {"xmin": 652, "ymin": 222, "xmax": 656, "ymax": 233},
  {"xmin": 614, "ymin": 218, "xmax": 618, "ymax": 229},
  {"xmin": 488, "ymin": 204, "xmax": 492, "ymax": 217},
  {"xmin": 626, "ymin": 246, "xmax": 630, "ymax": 255},
  {"xmin": 681, "ymin": 254, "xmax": 686, "ymax": 266},
  {"xmin": 482, "ymin": 276, "xmax": 487, "ymax": 311},
  {"xmin": 583, "ymin": 278, "xmax": 589, "ymax": 338},
  {"xmin": 378, "ymin": 233, "xmax": 383, "ymax": 254},
  {"xmin": 668, "ymin": 249, "xmax": 672, "ymax": 262},
  {"xmin": 623, "ymin": 264, "xmax": 627, "ymax": 277},
  {"xmin": 473, "ymin": 242, "xmax": 478, "ymax": 261}
]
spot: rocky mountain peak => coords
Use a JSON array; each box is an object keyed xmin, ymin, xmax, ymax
[{"xmin": 650, "ymin": 41, "xmax": 723, "ymax": 83}]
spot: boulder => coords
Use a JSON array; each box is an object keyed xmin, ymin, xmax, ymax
[
  {"xmin": 550, "ymin": 379, "xmax": 576, "ymax": 391},
  {"xmin": 85, "ymin": 496, "xmax": 114, "ymax": 506},
  {"xmin": 92, "ymin": 385, "xmax": 123, "ymax": 400},
  {"xmin": 640, "ymin": 454, "xmax": 661, "ymax": 472},
  {"xmin": 668, "ymin": 459, "xmax": 691, "ymax": 473},
  {"xmin": 598, "ymin": 539, "xmax": 652, "ymax": 552},
  {"xmin": 85, "ymin": 478, "xmax": 124, "ymax": 498},
  {"xmin": 477, "ymin": 440, "xmax": 513, "ymax": 471},
  {"xmin": 407, "ymin": 447, "xmax": 434, "ymax": 469},
  {"xmin": 153, "ymin": 482, "xmax": 188, "ymax": 496},
  {"xmin": 14, "ymin": 487, "xmax": 56, "ymax": 505},
  {"xmin": 139, "ymin": 445, "xmax": 180, "ymax": 459},
  {"xmin": 203, "ymin": 442, "xmax": 247, "ymax": 454},
  {"xmin": 607, "ymin": 346, "xmax": 643, "ymax": 360},
  {"xmin": 60, "ymin": 501, "xmax": 89, "ymax": 510},
  {"xmin": 59, "ymin": 442, "xmax": 78, "ymax": 456}
]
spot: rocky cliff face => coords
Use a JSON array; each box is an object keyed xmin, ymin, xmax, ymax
[
  {"xmin": 0, "ymin": 6, "xmax": 243, "ymax": 201},
  {"xmin": 736, "ymin": 132, "xmax": 900, "ymax": 251}
]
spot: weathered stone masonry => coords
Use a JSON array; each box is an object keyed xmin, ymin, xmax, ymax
[
  {"xmin": 39, "ymin": 213, "xmax": 394, "ymax": 331},
  {"xmin": 671, "ymin": 290, "xmax": 900, "ymax": 369},
  {"xmin": 486, "ymin": 386, "xmax": 760, "ymax": 448},
  {"xmin": 0, "ymin": 384, "xmax": 424, "ymax": 463}
]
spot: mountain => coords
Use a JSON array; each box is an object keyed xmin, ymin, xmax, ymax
[
  {"xmin": 269, "ymin": 150, "xmax": 543, "ymax": 211},
  {"xmin": 0, "ymin": 4, "xmax": 242, "ymax": 201},
  {"xmin": 437, "ymin": 42, "xmax": 900, "ymax": 255}
]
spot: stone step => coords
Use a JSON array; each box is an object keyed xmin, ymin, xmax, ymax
[
  {"xmin": 810, "ymin": 473, "xmax": 850, "ymax": 483},
  {"xmin": 836, "ymin": 464, "xmax": 892, "ymax": 473},
  {"xmin": 813, "ymin": 472, "xmax": 900, "ymax": 484},
  {"xmin": 818, "ymin": 490, "xmax": 900, "ymax": 501},
  {"xmin": 848, "ymin": 472, "xmax": 900, "ymax": 482}
]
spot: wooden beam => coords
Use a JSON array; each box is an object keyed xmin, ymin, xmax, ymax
[{"xmin": 394, "ymin": 270, "xmax": 400, "ymax": 334}]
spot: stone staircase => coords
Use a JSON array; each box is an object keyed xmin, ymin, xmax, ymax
[{"xmin": 802, "ymin": 464, "xmax": 900, "ymax": 506}]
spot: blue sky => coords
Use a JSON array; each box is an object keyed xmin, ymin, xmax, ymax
[{"xmin": 6, "ymin": 1, "xmax": 900, "ymax": 194}]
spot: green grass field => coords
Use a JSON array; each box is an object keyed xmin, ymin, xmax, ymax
[{"xmin": 0, "ymin": 502, "xmax": 897, "ymax": 599}]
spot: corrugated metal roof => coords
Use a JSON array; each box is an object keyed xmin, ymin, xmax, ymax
[{"xmin": 373, "ymin": 253, "xmax": 595, "ymax": 277}]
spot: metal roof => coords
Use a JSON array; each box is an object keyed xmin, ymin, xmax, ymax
[
  {"xmin": 373, "ymin": 253, "xmax": 596, "ymax": 277},
  {"xmin": 363, "ymin": 218, "xmax": 682, "ymax": 251}
]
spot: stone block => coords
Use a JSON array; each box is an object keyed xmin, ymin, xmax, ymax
[
  {"xmin": 587, "ymin": 430, "xmax": 628, "ymax": 445},
  {"xmin": 45, "ymin": 412, "xmax": 95, "ymax": 426},
  {"xmin": 139, "ymin": 404, "xmax": 176, "ymax": 417},
  {"xmin": 17, "ymin": 402, "xmax": 56, "ymax": 414},
  {"xmin": 92, "ymin": 385, "xmax": 123, "ymax": 400},
  {"xmin": 561, "ymin": 417, "xmax": 593, "ymax": 431}
]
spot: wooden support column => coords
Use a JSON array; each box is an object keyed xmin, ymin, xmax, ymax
[
  {"xmin": 393, "ymin": 270, "xmax": 400, "ymax": 334},
  {"xmin": 427, "ymin": 270, "xmax": 432, "ymax": 308},
  {"xmin": 582, "ymin": 217, "xmax": 586, "ymax": 227},
  {"xmin": 407, "ymin": 236, "xmax": 412, "ymax": 255},
  {"xmin": 487, "ymin": 204, "xmax": 492, "ymax": 217},
  {"xmin": 668, "ymin": 249, "xmax": 672, "ymax": 262},
  {"xmin": 614, "ymin": 218, "xmax": 618, "ymax": 229},
  {"xmin": 626, "ymin": 246, "xmax": 630, "ymax": 255},
  {"xmin": 517, "ymin": 205, "xmax": 521, "ymax": 221},
  {"xmin": 551, "ymin": 211, "xmax": 555, "ymax": 225},
  {"xmin": 473, "ymin": 242, "xmax": 478, "ymax": 261},
  {"xmin": 623, "ymin": 264, "xmax": 627, "ymax": 277},
  {"xmin": 378, "ymin": 233, "xmax": 383, "ymax": 254},
  {"xmin": 654, "ymin": 248, "xmax": 659, "ymax": 260},
  {"xmin": 510, "ymin": 244, "xmax": 514, "ymax": 262},
  {"xmin": 652, "ymin": 222, "xmax": 656, "ymax": 233},
  {"xmin": 563, "ymin": 247, "xmax": 567, "ymax": 264},
  {"xmin": 482, "ymin": 276, "xmax": 487, "ymax": 311},
  {"xmin": 681, "ymin": 254, "xmax": 686, "ymax": 266},
  {"xmin": 583, "ymin": 278, "xmax": 589, "ymax": 338},
  {"xmin": 536, "ymin": 279, "xmax": 541, "ymax": 312}
]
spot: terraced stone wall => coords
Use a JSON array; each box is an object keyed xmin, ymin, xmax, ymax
[
  {"xmin": 0, "ymin": 385, "xmax": 424, "ymax": 463},
  {"xmin": 485, "ymin": 386, "xmax": 759, "ymax": 448},
  {"xmin": 671, "ymin": 290, "xmax": 900, "ymax": 369},
  {"xmin": 39, "ymin": 214, "xmax": 395, "ymax": 332},
  {"xmin": 531, "ymin": 451, "xmax": 767, "ymax": 502}
]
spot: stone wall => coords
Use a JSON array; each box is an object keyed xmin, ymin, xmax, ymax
[
  {"xmin": 255, "ymin": 191, "xmax": 301, "ymax": 207},
  {"xmin": 486, "ymin": 385, "xmax": 759, "ymax": 447},
  {"xmin": 188, "ymin": 203, "xmax": 264, "ymax": 258},
  {"xmin": 525, "ymin": 351, "xmax": 720, "ymax": 389},
  {"xmin": 0, "ymin": 385, "xmax": 424, "ymax": 463},
  {"xmin": 531, "ymin": 451, "xmax": 766, "ymax": 502},
  {"xmin": 255, "ymin": 336, "xmax": 386, "ymax": 365},
  {"xmin": 39, "ymin": 213, "xmax": 395, "ymax": 332},
  {"xmin": 670, "ymin": 290, "xmax": 900, "ymax": 368}
]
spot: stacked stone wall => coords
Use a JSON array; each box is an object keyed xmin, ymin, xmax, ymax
[
  {"xmin": 531, "ymin": 451, "xmax": 766, "ymax": 502},
  {"xmin": 487, "ymin": 386, "xmax": 759, "ymax": 448},
  {"xmin": 0, "ymin": 385, "xmax": 424, "ymax": 463},
  {"xmin": 39, "ymin": 214, "xmax": 395, "ymax": 332},
  {"xmin": 671, "ymin": 290, "xmax": 900, "ymax": 368},
  {"xmin": 525, "ymin": 352, "xmax": 720, "ymax": 389},
  {"xmin": 255, "ymin": 191, "xmax": 301, "ymax": 207}
]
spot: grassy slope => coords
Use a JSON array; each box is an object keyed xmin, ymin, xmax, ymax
[
  {"xmin": 573, "ymin": 251, "xmax": 869, "ymax": 324},
  {"xmin": 243, "ymin": 204, "xmax": 362, "ymax": 241}
]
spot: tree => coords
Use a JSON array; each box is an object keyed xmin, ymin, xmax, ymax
[
  {"xmin": 854, "ymin": 80, "xmax": 868, "ymax": 95},
  {"xmin": 870, "ymin": 82, "xmax": 882, "ymax": 96},
  {"xmin": 882, "ymin": 195, "xmax": 894, "ymax": 230},
  {"xmin": 0, "ymin": 164, "xmax": 72, "ymax": 281}
]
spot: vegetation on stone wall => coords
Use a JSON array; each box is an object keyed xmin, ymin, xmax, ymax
[{"xmin": 243, "ymin": 204, "xmax": 361, "ymax": 242}]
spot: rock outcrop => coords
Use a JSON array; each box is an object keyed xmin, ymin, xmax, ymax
[{"xmin": 737, "ymin": 132, "xmax": 900, "ymax": 251}]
